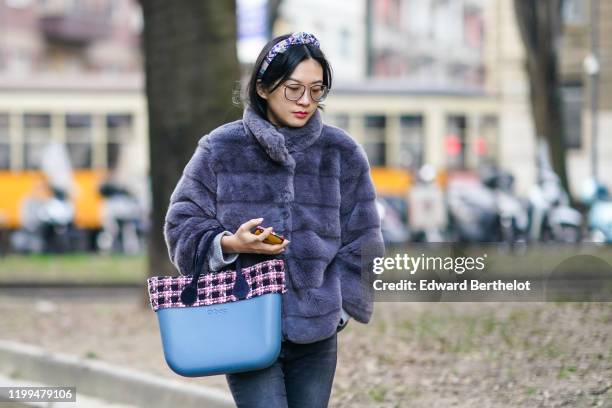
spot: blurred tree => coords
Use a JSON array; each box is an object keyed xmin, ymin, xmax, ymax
[
  {"xmin": 139, "ymin": 2, "xmax": 241, "ymax": 291},
  {"xmin": 514, "ymin": 0, "xmax": 569, "ymax": 193},
  {"xmin": 267, "ymin": 0, "xmax": 283, "ymax": 37}
]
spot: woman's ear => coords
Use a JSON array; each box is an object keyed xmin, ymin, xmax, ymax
[{"xmin": 256, "ymin": 80, "xmax": 268, "ymax": 100}]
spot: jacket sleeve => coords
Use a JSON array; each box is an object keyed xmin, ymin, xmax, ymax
[
  {"xmin": 163, "ymin": 136, "xmax": 225, "ymax": 277},
  {"xmin": 329, "ymin": 144, "xmax": 385, "ymax": 324},
  {"xmin": 208, "ymin": 230, "xmax": 240, "ymax": 272}
]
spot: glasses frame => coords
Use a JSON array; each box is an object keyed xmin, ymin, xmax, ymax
[{"xmin": 282, "ymin": 83, "xmax": 329, "ymax": 103}]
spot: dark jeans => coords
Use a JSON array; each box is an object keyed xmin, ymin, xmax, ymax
[{"xmin": 226, "ymin": 332, "xmax": 338, "ymax": 408}]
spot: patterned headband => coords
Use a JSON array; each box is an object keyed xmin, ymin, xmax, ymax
[{"xmin": 258, "ymin": 32, "xmax": 320, "ymax": 77}]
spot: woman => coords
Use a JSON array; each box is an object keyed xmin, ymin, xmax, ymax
[{"xmin": 164, "ymin": 32, "xmax": 384, "ymax": 408}]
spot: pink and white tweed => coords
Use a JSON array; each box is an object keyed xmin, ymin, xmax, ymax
[{"xmin": 147, "ymin": 259, "xmax": 286, "ymax": 312}]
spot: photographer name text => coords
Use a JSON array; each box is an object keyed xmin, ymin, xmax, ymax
[{"xmin": 371, "ymin": 254, "xmax": 531, "ymax": 292}]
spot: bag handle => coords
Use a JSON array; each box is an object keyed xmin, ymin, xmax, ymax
[
  {"xmin": 180, "ymin": 226, "xmax": 250, "ymax": 305},
  {"xmin": 180, "ymin": 226, "xmax": 223, "ymax": 305}
]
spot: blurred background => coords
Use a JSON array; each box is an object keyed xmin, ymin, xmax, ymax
[
  {"xmin": 0, "ymin": 0, "xmax": 611, "ymax": 257},
  {"xmin": 0, "ymin": 1, "xmax": 611, "ymax": 407}
]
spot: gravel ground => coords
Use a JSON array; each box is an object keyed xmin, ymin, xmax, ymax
[{"xmin": 0, "ymin": 295, "xmax": 610, "ymax": 408}]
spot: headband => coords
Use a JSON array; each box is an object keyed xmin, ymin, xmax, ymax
[{"xmin": 258, "ymin": 32, "xmax": 320, "ymax": 77}]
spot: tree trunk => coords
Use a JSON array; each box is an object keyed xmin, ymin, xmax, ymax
[
  {"xmin": 267, "ymin": 0, "xmax": 283, "ymax": 37},
  {"xmin": 139, "ymin": 1, "xmax": 241, "ymax": 305},
  {"xmin": 514, "ymin": 0, "xmax": 570, "ymax": 193}
]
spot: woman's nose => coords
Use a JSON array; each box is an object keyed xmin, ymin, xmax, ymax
[{"xmin": 297, "ymin": 90, "xmax": 311, "ymax": 105}]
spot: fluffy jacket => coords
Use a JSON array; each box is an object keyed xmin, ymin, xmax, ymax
[
  {"xmin": 207, "ymin": 225, "xmax": 352, "ymax": 330},
  {"xmin": 163, "ymin": 106, "xmax": 385, "ymax": 343}
]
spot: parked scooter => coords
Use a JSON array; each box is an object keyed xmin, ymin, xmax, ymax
[
  {"xmin": 11, "ymin": 182, "xmax": 75, "ymax": 253},
  {"xmin": 39, "ymin": 142, "xmax": 76, "ymax": 252},
  {"xmin": 97, "ymin": 182, "xmax": 144, "ymax": 254},
  {"xmin": 408, "ymin": 164, "xmax": 448, "ymax": 242},
  {"xmin": 447, "ymin": 175, "xmax": 501, "ymax": 243},
  {"xmin": 11, "ymin": 142, "xmax": 77, "ymax": 253},
  {"xmin": 481, "ymin": 166, "xmax": 529, "ymax": 247},
  {"xmin": 376, "ymin": 197, "xmax": 411, "ymax": 245},
  {"xmin": 527, "ymin": 142, "xmax": 582, "ymax": 243},
  {"xmin": 580, "ymin": 179, "xmax": 612, "ymax": 243},
  {"xmin": 39, "ymin": 186, "xmax": 75, "ymax": 253}
]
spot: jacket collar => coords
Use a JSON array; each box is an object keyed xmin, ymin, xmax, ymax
[{"xmin": 242, "ymin": 106, "xmax": 323, "ymax": 165}]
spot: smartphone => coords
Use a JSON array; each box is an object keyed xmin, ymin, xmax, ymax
[{"xmin": 253, "ymin": 226, "xmax": 285, "ymax": 245}]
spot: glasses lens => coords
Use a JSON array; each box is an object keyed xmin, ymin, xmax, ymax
[
  {"xmin": 285, "ymin": 84, "xmax": 305, "ymax": 101},
  {"xmin": 284, "ymin": 84, "xmax": 328, "ymax": 102},
  {"xmin": 311, "ymin": 85, "xmax": 328, "ymax": 102}
]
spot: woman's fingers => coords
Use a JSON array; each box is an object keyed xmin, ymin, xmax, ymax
[
  {"xmin": 233, "ymin": 218, "xmax": 292, "ymax": 254},
  {"xmin": 250, "ymin": 238, "xmax": 290, "ymax": 254},
  {"xmin": 255, "ymin": 226, "xmax": 274, "ymax": 242},
  {"xmin": 239, "ymin": 218, "xmax": 264, "ymax": 233},
  {"xmin": 256, "ymin": 241, "xmax": 288, "ymax": 254}
]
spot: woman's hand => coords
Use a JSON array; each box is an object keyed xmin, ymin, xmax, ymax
[{"xmin": 220, "ymin": 218, "xmax": 290, "ymax": 255}]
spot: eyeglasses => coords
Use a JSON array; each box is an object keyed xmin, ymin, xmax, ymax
[{"xmin": 283, "ymin": 83, "xmax": 329, "ymax": 102}]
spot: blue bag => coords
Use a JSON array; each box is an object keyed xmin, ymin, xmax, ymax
[{"xmin": 147, "ymin": 229, "xmax": 286, "ymax": 377}]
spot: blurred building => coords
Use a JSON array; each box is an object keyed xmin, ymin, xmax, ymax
[
  {"xmin": 558, "ymin": 0, "xmax": 612, "ymax": 191},
  {"xmin": 367, "ymin": 0, "xmax": 485, "ymax": 91},
  {"xmin": 277, "ymin": 0, "xmax": 612, "ymax": 196},
  {"xmin": 484, "ymin": 0, "xmax": 612, "ymax": 195},
  {"xmin": 0, "ymin": 0, "xmax": 142, "ymax": 75},
  {"xmin": 2, "ymin": 0, "xmax": 611, "ymax": 238},
  {"xmin": 0, "ymin": 0, "xmax": 147, "ymax": 231},
  {"xmin": 275, "ymin": 0, "xmax": 367, "ymax": 81},
  {"xmin": 237, "ymin": 0, "xmax": 268, "ymax": 64},
  {"xmin": 277, "ymin": 0, "xmax": 498, "ymax": 178}
]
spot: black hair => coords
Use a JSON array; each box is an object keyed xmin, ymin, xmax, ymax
[{"xmin": 246, "ymin": 33, "xmax": 333, "ymax": 119}]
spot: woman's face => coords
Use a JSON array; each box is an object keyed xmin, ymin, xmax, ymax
[{"xmin": 257, "ymin": 58, "xmax": 324, "ymax": 128}]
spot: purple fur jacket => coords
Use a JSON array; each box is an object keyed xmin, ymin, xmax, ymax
[{"xmin": 163, "ymin": 106, "xmax": 385, "ymax": 344}]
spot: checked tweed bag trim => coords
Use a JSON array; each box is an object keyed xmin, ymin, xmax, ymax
[{"xmin": 147, "ymin": 259, "xmax": 286, "ymax": 312}]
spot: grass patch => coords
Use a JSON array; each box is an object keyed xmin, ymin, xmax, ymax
[
  {"xmin": 398, "ymin": 312, "xmax": 504, "ymax": 353},
  {"xmin": 394, "ymin": 307, "xmax": 552, "ymax": 354},
  {"xmin": 0, "ymin": 253, "xmax": 146, "ymax": 284},
  {"xmin": 557, "ymin": 365, "xmax": 577, "ymax": 379},
  {"xmin": 368, "ymin": 385, "xmax": 387, "ymax": 402}
]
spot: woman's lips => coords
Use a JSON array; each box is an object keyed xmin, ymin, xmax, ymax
[{"xmin": 293, "ymin": 111, "xmax": 308, "ymax": 119}]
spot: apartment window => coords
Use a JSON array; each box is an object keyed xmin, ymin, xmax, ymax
[
  {"xmin": 6, "ymin": 51, "xmax": 33, "ymax": 75},
  {"xmin": 107, "ymin": 114, "xmax": 133, "ymax": 169},
  {"xmin": 339, "ymin": 28, "xmax": 351, "ymax": 58},
  {"xmin": 23, "ymin": 114, "xmax": 51, "ymax": 169},
  {"xmin": 473, "ymin": 115, "xmax": 499, "ymax": 166},
  {"xmin": 561, "ymin": 84, "xmax": 583, "ymax": 149},
  {"xmin": 327, "ymin": 113, "xmax": 349, "ymax": 131},
  {"xmin": 0, "ymin": 114, "xmax": 9, "ymax": 170},
  {"xmin": 66, "ymin": 114, "xmax": 93, "ymax": 168},
  {"xmin": 373, "ymin": 0, "xmax": 400, "ymax": 27},
  {"xmin": 399, "ymin": 115, "xmax": 424, "ymax": 169},
  {"xmin": 364, "ymin": 115, "xmax": 386, "ymax": 167},
  {"xmin": 463, "ymin": 4, "xmax": 483, "ymax": 49},
  {"xmin": 445, "ymin": 115, "xmax": 467, "ymax": 170},
  {"xmin": 105, "ymin": 0, "xmax": 120, "ymax": 20},
  {"xmin": 130, "ymin": 8, "xmax": 144, "ymax": 33},
  {"xmin": 6, "ymin": 0, "xmax": 32, "ymax": 8},
  {"xmin": 563, "ymin": 0, "xmax": 586, "ymax": 25}
]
